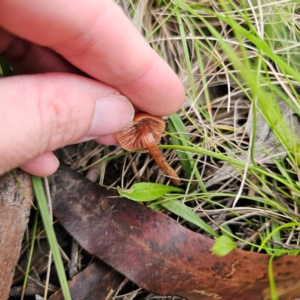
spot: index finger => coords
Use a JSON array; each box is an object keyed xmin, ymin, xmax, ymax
[{"xmin": 0, "ymin": 0, "xmax": 185, "ymax": 115}]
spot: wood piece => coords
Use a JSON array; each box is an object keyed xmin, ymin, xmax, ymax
[{"xmin": 0, "ymin": 170, "xmax": 33, "ymax": 299}]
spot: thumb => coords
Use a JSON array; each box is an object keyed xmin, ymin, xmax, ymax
[{"xmin": 1, "ymin": 73, "xmax": 134, "ymax": 175}]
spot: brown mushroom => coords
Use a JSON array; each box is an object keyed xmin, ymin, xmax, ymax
[{"xmin": 115, "ymin": 112, "xmax": 181, "ymax": 186}]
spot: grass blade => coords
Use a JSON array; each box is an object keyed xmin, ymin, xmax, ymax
[
  {"xmin": 268, "ymin": 255, "xmax": 279, "ymax": 300},
  {"xmin": 168, "ymin": 113, "xmax": 192, "ymax": 178},
  {"xmin": 161, "ymin": 198, "xmax": 218, "ymax": 238},
  {"xmin": 31, "ymin": 176, "xmax": 71, "ymax": 300},
  {"xmin": 21, "ymin": 209, "xmax": 38, "ymax": 300}
]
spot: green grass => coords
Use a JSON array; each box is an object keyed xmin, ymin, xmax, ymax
[
  {"xmin": 61, "ymin": 1, "xmax": 300, "ymax": 297},
  {"xmin": 32, "ymin": 176, "xmax": 71, "ymax": 300},
  {"xmin": 21, "ymin": 209, "xmax": 38, "ymax": 300},
  {"xmin": 111, "ymin": 0, "xmax": 300, "ymax": 260},
  {"xmin": 62, "ymin": 1, "xmax": 300, "ymax": 264},
  {"xmin": 2, "ymin": 0, "xmax": 300, "ymax": 299}
]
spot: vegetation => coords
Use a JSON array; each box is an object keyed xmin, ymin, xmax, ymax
[{"xmin": 2, "ymin": 0, "xmax": 300, "ymax": 299}]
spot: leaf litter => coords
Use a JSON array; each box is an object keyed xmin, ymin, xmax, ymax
[
  {"xmin": 205, "ymin": 97, "xmax": 300, "ymax": 188},
  {"xmin": 3, "ymin": 0, "xmax": 300, "ymax": 299},
  {"xmin": 50, "ymin": 165, "xmax": 300, "ymax": 300}
]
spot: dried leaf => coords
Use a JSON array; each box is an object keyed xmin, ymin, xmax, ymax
[
  {"xmin": 49, "ymin": 260, "xmax": 124, "ymax": 300},
  {"xmin": 0, "ymin": 170, "xmax": 33, "ymax": 298},
  {"xmin": 10, "ymin": 276, "xmax": 57, "ymax": 298},
  {"xmin": 13, "ymin": 238, "xmax": 50, "ymax": 284},
  {"xmin": 157, "ymin": 199, "xmax": 218, "ymax": 238},
  {"xmin": 51, "ymin": 165, "xmax": 300, "ymax": 300}
]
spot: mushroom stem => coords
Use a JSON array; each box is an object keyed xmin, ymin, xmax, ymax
[{"xmin": 147, "ymin": 144, "xmax": 181, "ymax": 186}]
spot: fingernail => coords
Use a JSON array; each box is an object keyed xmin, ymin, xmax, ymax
[{"xmin": 87, "ymin": 95, "xmax": 134, "ymax": 137}]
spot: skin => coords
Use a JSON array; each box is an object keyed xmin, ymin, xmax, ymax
[{"xmin": 0, "ymin": 0, "xmax": 185, "ymax": 176}]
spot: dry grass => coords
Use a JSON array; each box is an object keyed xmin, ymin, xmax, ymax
[
  {"xmin": 60, "ymin": 0, "xmax": 300, "ymax": 298},
  {"xmin": 7, "ymin": 0, "xmax": 300, "ymax": 299}
]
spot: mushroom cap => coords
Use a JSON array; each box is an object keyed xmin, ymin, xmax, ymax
[{"xmin": 115, "ymin": 112, "xmax": 165, "ymax": 151}]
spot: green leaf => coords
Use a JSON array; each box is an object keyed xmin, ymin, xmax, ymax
[
  {"xmin": 212, "ymin": 235, "xmax": 236, "ymax": 257},
  {"xmin": 118, "ymin": 182, "xmax": 184, "ymax": 202},
  {"xmin": 161, "ymin": 199, "xmax": 219, "ymax": 238}
]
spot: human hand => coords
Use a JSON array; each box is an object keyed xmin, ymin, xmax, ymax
[{"xmin": 0, "ymin": 0, "xmax": 184, "ymax": 176}]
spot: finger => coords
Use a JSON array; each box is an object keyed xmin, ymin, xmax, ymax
[
  {"xmin": 0, "ymin": 0, "xmax": 185, "ymax": 116},
  {"xmin": 95, "ymin": 134, "xmax": 118, "ymax": 145},
  {"xmin": 19, "ymin": 152, "xmax": 59, "ymax": 176},
  {"xmin": 0, "ymin": 73, "xmax": 134, "ymax": 175}
]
